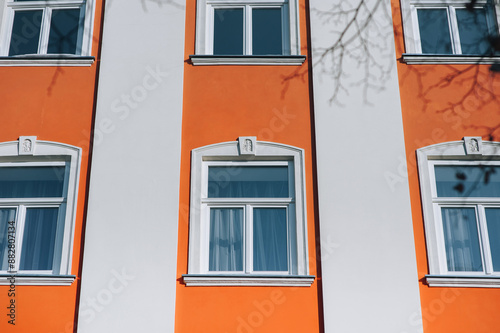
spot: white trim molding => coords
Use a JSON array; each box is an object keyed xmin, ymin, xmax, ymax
[
  {"xmin": 0, "ymin": 274, "xmax": 76, "ymax": 286},
  {"xmin": 0, "ymin": 138, "xmax": 82, "ymax": 283},
  {"xmin": 426, "ymin": 275, "xmax": 500, "ymax": 288},
  {"xmin": 417, "ymin": 139, "xmax": 500, "ymax": 287},
  {"xmin": 187, "ymin": 139, "xmax": 311, "ymax": 286},
  {"xmin": 0, "ymin": 56, "xmax": 95, "ymax": 66},
  {"xmin": 402, "ymin": 54, "xmax": 500, "ymax": 65},
  {"xmin": 189, "ymin": 55, "xmax": 306, "ymax": 66},
  {"xmin": 183, "ymin": 274, "xmax": 314, "ymax": 286}
]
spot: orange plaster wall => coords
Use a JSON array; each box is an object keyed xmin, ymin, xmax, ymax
[
  {"xmin": 0, "ymin": 1, "xmax": 103, "ymax": 332},
  {"xmin": 174, "ymin": 1, "xmax": 321, "ymax": 332},
  {"xmin": 392, "ymin": 1, "xmax": 500, "ymax": 332}
]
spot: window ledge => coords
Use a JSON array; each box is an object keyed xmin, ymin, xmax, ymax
[
  {"xmin": 401, "ymin": 54, "xmax": 500, "ymax": 65},
  {"xmin": 182, "ymin": 274, "xmax": 315, "ymax": 286},
  {"xmin": 0, "ymin": 274, "xmax": 76, "ymax": 286},
  {"xmin": 0, "ymin": 56, "xmax": 95, "ymax": 67},
  {"xmin": 425, "ymin": 275, "xmax": 500, "ymax": 288},
  {"xmin": 189, "ymin": 55, "xmax": 306, "ymax": 66}
]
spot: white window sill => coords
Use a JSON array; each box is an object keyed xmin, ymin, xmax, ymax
[
  {"xmin": 425, "ymin": 275, "xmax": 500, "ymax": 288},
  {"xmin": 0, "ymin": 274, "xmax": 76, "ymax": 286},
  {"xmin": 189, "ymin": 55, "xmax": 306, "ymax": 66},
  {"xmin": 401, "ymin": 54, "xmax": 500, "ymax": 65},
  {"xmin": 0, "ymin": 56, "xmax": 95, "ymax": 67},
  {"xmin": 182, "ymin": 274, "xmax": 315, "ymax": 286}
]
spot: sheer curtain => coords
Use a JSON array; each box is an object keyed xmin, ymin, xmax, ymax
[
  {"xmin": 485, "ymin": 208, "xmax": 500, "ymax": 272},
  {"xmin": 209, "ymin": 208, "xmax": 243, "ymax": 271},
  {"xmin": 0, "ymin": 166, "xmax": 63, "ymax": 271},
  {"xmin": 208, "ymin": 166, "xmax": 290, "ymax": 272},
  {"xmin": 253, "ymin": 208, "xmax": 287, "ymax": 271},
  {"xmin": 208, "ymin": 166, "xmax": 288, "ymax": 198},
  {"xmin": 0, "ymin": 167, "xmax": 64, "ymax": 198},
  {"xmin": 20, "ymin": 208, "xmax": 58, "ymax": 270},
  {"xmin": 442, "ymin": 207, "xmax": 483, "ymax": 272}
]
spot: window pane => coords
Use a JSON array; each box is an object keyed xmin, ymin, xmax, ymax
[
  {"xmin": 19, "ymin": 208, "xmax": 58, "ymax": 270},
  {"xmin": 252, "ymin": 8, "xmax": 282, "ymax": 55},
  {"xmin": 9, "ymin": 10, "xmax": 43, "ymax": 56},
  {"xmin": 0, "ymin": 167, "xmax": 65, "ymax": 198},
  {"xmin": 456, "ymin": 8, "xmax": 491, "ymax": 55},
  {"xmin": 208, "ymin": 166, "xmax": 289, "ymax": 198},
  {"xmin": 435, "ymin": 165, "xmax": 500, "ymax": 197},
  {"xmin": 47, "ymin": 9, "xmax": 82, "ymax": 55},
  {"xmin": 485, "ymin": 208, "xmax": 500, "ymax": 272},
  {"xmin": 209, "ymin": 208, "xmax": 243, "ymax": 271},
  {"xmin": 417, "ymin": 9, "xmax": 453, "ymax": 54},
  {"xmin": 442, "ymin": 207, "xmax": 483, "ymax": 272},
  {"xmin": 0, "ymin": 209, "xmax": 17, "ymax": 271},
  {"xmin": 253, "ymin": 208, "xmax": 287, "ymax": 271},
  {"xmin": 214, "ymin": 9, "xmax": 243, "ymax": 55}
]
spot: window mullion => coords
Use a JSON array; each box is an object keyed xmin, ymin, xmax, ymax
[
  {"xmin": 245, "ymin": 204, "xmax": 252, "ymax": 273},
  {"xmin": 245, "ymin": 5, "xmax": 252, "ymax": 55},
  {"xmin": 478, "ymin": 205, "xmax": 494, "ymax": 274},
  {"xmin": 201, "ymin": 204, "xmax": 209, "ymax": 273},
  {"xmin": 206, "ymin": 5, "xmax": 215, "ymax": 55},
  {"xmin": 38, "ymin": 7, "xmax": 51, "ymax": 54},
  {"xmin": 434, "ymin": 203, "xmax": 449, "ymax": 274},
  {"xmin": 12, "ymin": 205, "xmax": 27, "ymax": 273},
  {"xmin": 448, "ymin": 6, "xmax": 461, "ymax": 54},
  {"xmin": 410, "ymin": 5, "xmax": 423, "ymax": 53}
]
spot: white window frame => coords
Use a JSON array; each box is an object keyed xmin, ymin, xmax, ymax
[
  {"xmin": 418, "ymin": 138, "xmax": 500, "ymax": 287},
  {"xmin": 184, "ymin": 138, "xmax": 314, "ymax": 286},
  {"xmin": 0, "ymin": 138, "xmax": 81, "ymax": 285},
  {"xmin": 201, "ymin": 160, "xmax": 293, "ymax": 275},
  {"xmin": 0, "ymin": 0, "xmax": 96, "ymax": 66},
  {"xmin": 192, "ymin": 0, "xmax": 305, "ymax": 65},
  {"xmin": 401, "ymin": 0, "xmax": 500, "ymax": 64}
]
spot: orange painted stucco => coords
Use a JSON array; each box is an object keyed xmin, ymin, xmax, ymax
[
  {"xmin": 0, "ymin": 1, "xmax": 103, "ymax": 332},
  {"xmin": 174, "ymin": 1, "xmax": 322, "ymax": 332},
  {"xmin": 392, "ymin": 0, "xmax": 500, "ymax": 331}
]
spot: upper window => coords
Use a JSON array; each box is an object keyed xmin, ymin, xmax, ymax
[
  {"xmin": 211, "ymin": 5, "xmax": 286, "ymax": 55},
  {"xmin": 192, "ymin": 0, "xmax": 305, "ymax": 65},
  {"xmin": 0, "ymin": 0, "xmax": 95, "ymax": 57},
  {"xmin": 401, "ymin": 0, "xmax": 500, "ymax": 61},
  {"xmin": 0, "ymin": 137, "xmax": 81, "ymax": 285},
  {"xmin": 184, "ymin": 137, "xmax": 313, "ymax": 286},
  {"xmin": 418, "ymin": 138, "xmax": 500, "ymax": 287}
]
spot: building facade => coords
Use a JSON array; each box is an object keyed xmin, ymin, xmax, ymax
[
  {"xmin": 1, "ymin": 0, "xmax": 500, "ymax": 332},
  {"xmin": 0, "ymin": 0, "xmax": 103, "ymax": 332}
]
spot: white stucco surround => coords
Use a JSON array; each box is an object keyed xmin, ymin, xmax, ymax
[
  {"xmin": 77, "ymin": 1, "xmax": 185, "ymax": 332},
  {"xmin": 309, "ymin": 0, "xmax": 423, "ymax": 332}
]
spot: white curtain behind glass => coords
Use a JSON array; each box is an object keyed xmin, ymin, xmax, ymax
[
  {"xmin": 20, "ymin": 208, "xmax": 58, "ymax": 270},
  {"xmin": 485, "ymin": 208, "xmax": 500, "ymax": 272},
  {"xmin": 442, "ymin": 207, "xmax": 483, "ymax": 272},
  {"xmin": 209, "ymin": 208, "xmax": 243, "ymax": 271},
  {"xmin": 253, "ymin": 208, "xmax": 287, "ymax": 271},
  {"xmin": 0, "ymin": 166, "xmax": 63, "ymax": 271}
]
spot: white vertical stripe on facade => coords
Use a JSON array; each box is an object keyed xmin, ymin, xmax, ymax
[
  {"xmin": 77, "ymin": 1, "xmax": 185, "ymax": 332},
  {"xmin": 309, "ymin": 0, "xmax": 423, "ymax": 331}
]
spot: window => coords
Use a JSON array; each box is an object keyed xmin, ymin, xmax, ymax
[
  {"xmin": 401, "ymin": 0, "xmax": 500, "ymax": 63},
  {"xmin": 0, "ymin": 0, "xmax": 95, "ymax": 58},
  {"xmin": 0, "ymin": 137, "xmax": 81, "ymax": 285},
  {"xmin": 211, "ymin": 5, "xmax": 285, "ymax": 55},
  {"xmin": 418, "ymin": 137, "xmax": 500, "ymax": 287},
  {"xmin": 191, "ymin": 0, "xmax": 305, "ymax": 65},
  {"xmin": 184, "ymin": 137, "xmax": 313, "ymax": 286}
]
